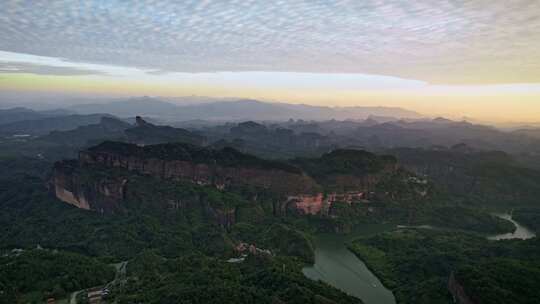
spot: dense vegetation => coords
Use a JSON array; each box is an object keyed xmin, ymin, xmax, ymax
[
  {"xmin": 293, "ymin": 149, "xmax": 397, "ymax": 179},
  {"xmin": 419, "ymin": 206, "xmax": 516, "ymax": 234},
  {"xmin": 0, "ymin": 249, "xmax": 115, "ymax": 303},
  {"xmin": 389, "ymin": 147, "xmax": 540, "ymax": 207},
  {"xmin": 513, "ymin": 208, "xmax": 540, "ymax": 232},
  {"xmin": 111, "ymin": 252, "xmax": 360, "ymax": 304},
  {"xmin": 455, "ymin": 258, "xmax": 540, "ymax": 304},
  {"xmin": 350, "ymin": 229, "xmax": 540, "ymax": 304},
  {"xmin": 2, "ymin": 113, "xmax": 540, "ymax": 304},
  {"xmin": 88, "ymin": 141, "xmax": 303, "ymax": 173},
  {"xmin": 0, "ymin": 170, "xmax": 316, "ymax": 261},
  {"xmin": 0, "ymin": 164, "xmax": 329, "ymax": 302}
]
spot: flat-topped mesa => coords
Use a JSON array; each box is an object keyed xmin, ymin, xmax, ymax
[
  {"xmin": 79, "ymin": 141, "xmax": 319, "ymax": 193},
  {"xmin": 292, "ymin": 149, "xmax": 399, "ymax": 191},
  {"xmin": 286, "ymin": 150, "xmax": 425, "ymax": 215},
  {"xmin": 52, "ymin": 142, "xmax": 427, "ymax": 217}
]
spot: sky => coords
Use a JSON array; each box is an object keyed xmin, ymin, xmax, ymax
[{"xmin": 0, "ymin": 0, "xmax": 539, "ymax": 122}]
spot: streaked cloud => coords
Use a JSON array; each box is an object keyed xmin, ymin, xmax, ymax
[
  {"xmin": 1, "ymin": 0, "xmax": 539, "ymax": 122},
  {"xmin": 1, "ymin": 0, "xmax": 539, "ymax": 84},
  {"xmin": 0, "ymin": 51, "xmax": 151, "ymax": 77},
  {"xmin": 0, "ymin": 50, "xmax": 428, "ymax": 90},
  {"xmin": 0, "ymin": 62, "xmax": 106, "ymax": 76}
]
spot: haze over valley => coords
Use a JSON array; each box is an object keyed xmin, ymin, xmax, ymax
[{"xmin": 1, "ymin": 1, "xmax": 540, "ymax": 304}]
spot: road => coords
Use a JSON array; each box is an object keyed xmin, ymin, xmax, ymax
[{"xmin": 65, "ymin": 260, "xmax": 128, "ymax": 304}]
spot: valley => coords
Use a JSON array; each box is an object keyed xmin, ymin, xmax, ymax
[
  {"xmin": 488, "ymin": 213, "xmax": 536, "ymax": 241},
  {"xmin": 303, "ymin": 226, "xmax": 396, "ymax": 304},
  {"xmin": 1, "ymin": 102, "xmax": 539, "ymax": 304},
  {"xmin": 2, "ymin": 2, "xmax": 539, "ymax": 303}
]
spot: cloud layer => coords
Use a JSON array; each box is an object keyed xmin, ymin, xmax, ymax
[
  {"xmin": 1, "ymin": 0, "xmax": 539, "ymax": 83},
  {"xmin": 0, "ymin": 62, "xmax": 105, "ymax": 76}
]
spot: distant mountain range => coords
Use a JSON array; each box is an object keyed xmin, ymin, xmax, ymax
[
  {"xmin": 40, "ymin": 116, "xmax": 205, "ymax": 147},
  {"xmin": 513, "ymin": 128, "xmax": 540, "ymax": 139},
  {"xmin": 281, "ymin": 117, "xmax": 540, "ymax": 155},
  {"xmin": 4, "ymin": 97, "xmax": 540, "ymax": 160},
  {"xmin": 0, "ymin": 111, "xmax": 112, "ymax": 136},
  {"xmin": 68, "ymin": 96, "xmax": 424, "ymax": 121},
  {"xmin": 0, "ymin": 107, "xmax": 74, "ymax": 125}
]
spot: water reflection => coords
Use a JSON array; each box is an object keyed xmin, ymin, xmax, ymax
[{"xmin": 303, "ymin": 225, "xmax": 396, "ymax": 304}]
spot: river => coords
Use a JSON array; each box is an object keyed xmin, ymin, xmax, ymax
[
  {"xmin": 302, "ymin": 224, "xmax": 396, "ymax": 304},
  {"xmin": 488, "ymin": 212, "xmax": 536, "ymax": 240},
  {"xmin": 303, "ymin": 214, "xmax": 535, "ymax": 304}
]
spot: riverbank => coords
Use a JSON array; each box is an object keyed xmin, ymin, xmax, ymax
[
  {"xmin": 488, "ymin": 213, "xmax": 536, "ymax": 240},
  {"xmin": 303, "ymin": 225, "xmax": 396, "ymax": 304},
  {"xmin": 348, "ymin": 215, "xmax": 540, "ymax": 304}
]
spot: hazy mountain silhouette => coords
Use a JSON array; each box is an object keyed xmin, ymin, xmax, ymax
[
  {"xmin": 0, "ymin": 113, "xmax": 113, "ymax": 136},
  {"xmin": 69, "ymin": 97, "xmax": 423, "ymax": 121},
  {"xmin": 0, "ymin": 107, "xmax": 73, "ymax": 125}
]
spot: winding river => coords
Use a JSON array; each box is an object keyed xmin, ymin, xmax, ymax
[
  {"xmin": 302, "ymin": 224, "xmax": 396, "ymax": 304},
  {"xmin": 303, "ymin": 213, "xmax": 535, "ymax": 304},
  {"xmin": 488, "ymin": 212, "xmax": 536, "ymax": 240}
]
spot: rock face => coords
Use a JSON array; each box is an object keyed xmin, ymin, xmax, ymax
[
  {"xmin": 78, "ymin": 142, "xmax": 319, "ymax": 195},
  {"xmin": 52, "ymin": 161, "xmax": 91, "ymax": 210},
  {"xmin": 51, "ymin": 141, "xmax": 421, "ymax": 218},
  {"xmin": 51, "ymin": 142, "xmax": 320, "ymax": 213},
  {"xmin": 287, "ymin": 191, "xmax": 367, "ymax": 215},
  {"xmin": 287, "ymin": 193, "xmax": 325, "ymax": 215},
  {"xmin": 448, "ymin": 272, "xmax": 477, "ymax": 304},
  {"xmin": 52, "ymin": 160, "xmax": 127, "ymax": 212}
]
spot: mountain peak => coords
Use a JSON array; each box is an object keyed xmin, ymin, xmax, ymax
[
  {"xmin": 432, "ymin": 117, "xmax": 454, "ymax": 123},
  {"xmin": 135, "ymin": 116, "xmax": 148, "ymax": 126}
]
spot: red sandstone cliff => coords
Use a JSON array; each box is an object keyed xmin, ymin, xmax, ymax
[
  {"xmin": 52, "ymin": 160, "xmax": 127, "ymax": 212},
  {"xmin": 78, "ymin": 149, "xmax": 319, "ymax": 195},
  {"xmin": 51, "ymin": 142, "xmax": 321, "ymax": 214},
  {"xmin": 51, "ymin": 142, "xmax": 424, "ymax": 218}
]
